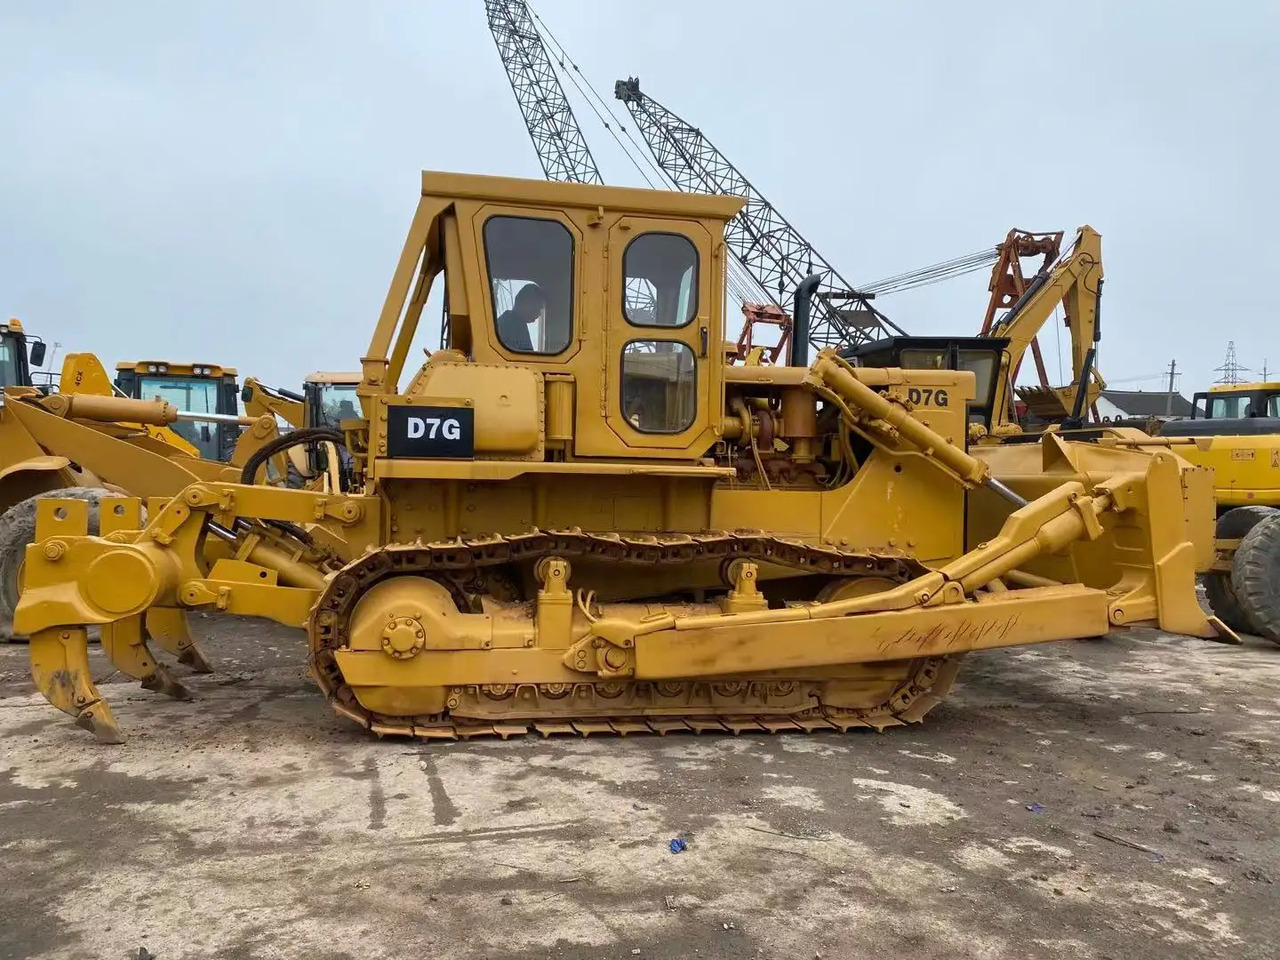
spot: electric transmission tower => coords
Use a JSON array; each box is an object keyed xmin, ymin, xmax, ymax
[{"xmin": 1213, "ymin": 341, "xmax": 1249, "ymax": 385}]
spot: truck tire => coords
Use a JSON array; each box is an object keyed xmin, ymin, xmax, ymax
[
  {"xmin": 0, "ymin": 487, "xmax": 114, "ymax": 643},
  {"xmin": 1231, "ymin": 511, "xmax": 1280, "ymax": 646},
  {"xmin": 1204, "ymin": 506, "xmax": 1278, "ymax": 634}
]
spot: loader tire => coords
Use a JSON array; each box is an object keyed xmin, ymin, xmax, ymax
[
  {"xmin": 285, "ymin": 461, "xmax": 309, "ymax": 490},
  {"xmin": 1204, "ymin": 506, "xmax": 1278, "ymax": 634},
  {"xmin": 0, "ymin": 487, "xmax": 114, "ymax": 643},
  {"xmin": 1231, "ymin": 510, "xmax": 1280, "ymax": 646}
]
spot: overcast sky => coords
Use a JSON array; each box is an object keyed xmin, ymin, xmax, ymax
[{"xmin": 2, "ymin": 1, "xmax": 1276, "ymax": 400}]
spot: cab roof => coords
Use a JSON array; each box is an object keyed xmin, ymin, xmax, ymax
[
  {"xmin": 304, "ymin": 371, "xmax": 361, "ymax": 385},
  {"xmin": 420, "ymin": 170, "xmax": 746, "ymax": 221},
  {"xmin": 1207, "ymin": 382, "xmax": 1280, "ymax": 393},
  {"xmin": 116, "ymin": 361, "xmax": 237, "ymax": 376}
]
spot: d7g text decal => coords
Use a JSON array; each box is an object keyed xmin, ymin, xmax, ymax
[{"xmin": 386, "ymin": 405, "xmax": 475, "ymax": 459}]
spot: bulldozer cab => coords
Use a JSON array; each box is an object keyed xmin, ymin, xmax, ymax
[
  {"xmin": 114, "ymin": 360, "xmax": 241, "ymax": 461},
  {"xmin": 365, "ymin": 171, "xmax": 742, "ymax": 464},
  {"xmin": 841, "ymin": 335, "xmax": 1007, "ymax": 431},
  {"xmin": 0, "ymin": 318, "xmax": 47, "ymax": 389}
]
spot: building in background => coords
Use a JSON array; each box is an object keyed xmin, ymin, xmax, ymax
[{"xmin": 1095, "ymin": 389, "xmax": 1197, "ymax": 422}]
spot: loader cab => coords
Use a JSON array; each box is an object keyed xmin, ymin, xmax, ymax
[
  {"xmin": 1163, "ymin": 383, "xmax": 1280, "ymax": 438},
  {"xmin": 303, "ymin": 371, "xmax": 360, "ymax": 475},
  {"xmin": 0, "ymin": 318, "xmax": 46, "ymax": 389},
  {"xmin": 115, "ymin": 360, "xmax": 241, "ymax": 461},
  {"xmin": 377, "ymin": 171, "xmax": 743, "ymax": 467},
  {"xmin": 841, "ymin": 335, "xmax": 1007, "ymax": 433},
  {"xmin": 1196, "ymin": 384, "xmax": 1280, "ymax": 420}
]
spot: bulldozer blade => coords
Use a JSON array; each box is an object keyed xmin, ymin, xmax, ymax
[
  {"xmin": 29, "ymin": 627, "xmax": 124, "ymax": 744},
  {"xmin": 145, "ymin": 607, "xmax": 213, "ymax": 674},
  {"xmin": 101, "ymin": 615, "xmax": 192, "ymax": 701}
]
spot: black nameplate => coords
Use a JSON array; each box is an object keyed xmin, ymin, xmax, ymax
[{"xmin": 386, "ymin": 405, "xmax": 475, "ymax": 459}]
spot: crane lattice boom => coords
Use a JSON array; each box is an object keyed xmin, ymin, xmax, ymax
[
  {"xmin": 485, "ymin": 1, "xmax": 603, "ymax": 185},
  {"xmin": 614, "ymin": 77, "xmax": 900, "ymax": 349}
]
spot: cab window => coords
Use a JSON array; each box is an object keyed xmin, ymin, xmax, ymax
[
  {"xmin": 900, "ymin": 346, "xmax": 998, "ymax": 421},
  {"xmin": 136, "ymin": 375, "xmax": 221, "ymax": 459},
  {"xmin": 624, "ymin": 233, "xmax": 698, "ymax": 328},
  {"xmin": 484, "ymin": 216, "xmax": 574, "ymax": 355},
  {"xmin": 956, "ymin": 350, "xmax": 998, "ymax": 407},
  {"xmin": 0, "ymin": 334, "xmax": 20, "ymax": 388},
  {"xmin": 621, "ymin": 340, "xmax": 697, "ymax": 433},
  {"xmin": 314, "ymin": 383, "xmax": 360, "ymax": 430},
  {"xmin": 1208, "ymin": 394, "xmax": 1249, "ymax": 419}
]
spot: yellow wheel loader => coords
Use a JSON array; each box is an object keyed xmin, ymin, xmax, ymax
[
  {"xmin": 1157, "ymin": 382, "xmax": 1280, "ymax": 644},
  {"xmin": 241, "ymin": 372, "xmax": 361, "ymax": 490},
  {"xmin": 0, "ymin": 350, "xmax": 292, "ymax": 644},
  {"xmin": 0, "ymin": 318, "xmax": 49, "ymax": 390},
  {"xmin": 13, "ymin": 171, "xmax": 1227, "ymax": 744},
  {"xmin": 114, "ymin": 359, "xmax": 243, "ymax": 462}
]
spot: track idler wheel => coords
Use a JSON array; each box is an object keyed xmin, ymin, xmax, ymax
[{"xmin": 810, "ymin": 574, "xmax": 963, "ymax": 729}]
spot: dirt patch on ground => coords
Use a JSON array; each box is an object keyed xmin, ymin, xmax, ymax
[{"xmin": 1, "ymin": 618, "xmax": 1278, "ymax": 960}]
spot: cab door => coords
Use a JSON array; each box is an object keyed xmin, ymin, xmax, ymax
[{"xmin": 593, "ymin": 216, "xmax": 720, "ymax": 457}]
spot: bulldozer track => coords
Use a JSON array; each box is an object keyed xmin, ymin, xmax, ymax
[{"xmin": 306, "ymin": 529, "xmax": 964, "ymax": 740}]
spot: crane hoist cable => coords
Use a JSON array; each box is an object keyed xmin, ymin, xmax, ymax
[
  {"xmin": 523, "ymin": 5, "xmax": 770, "ymax": 308},
  {"xmin": 859, "ymin": 248, "xmax": 1001, "ymax": 296}
]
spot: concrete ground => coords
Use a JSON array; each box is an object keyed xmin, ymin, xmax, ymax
[{"xmin": 1, "ymin": 617, "xmax": 1278, "ymax": 960}]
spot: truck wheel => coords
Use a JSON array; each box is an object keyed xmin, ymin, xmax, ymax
[
  {"xmin": 1232, "ymin": 512, "xmax": 1280, "ymax": 645},
  {"xmin": 0, "ymin": 487, "xmax": 114, "ymax": 643},
  {"xmin": 1204, "ymin": 506, "xmax": 1278, "ymax": 634}
]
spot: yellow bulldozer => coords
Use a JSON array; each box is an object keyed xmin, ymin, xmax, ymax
[{"xmin": 13, "ymin": 171, "xmax": 1227, "ymax": 744}]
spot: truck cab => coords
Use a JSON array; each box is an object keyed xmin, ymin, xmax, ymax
[
  {"xmin": 0, "ymin": 319, "xmax": 47, "ymax": 390},
  {"xmin": 114, "ymin": 360, "xmax": 241, "ymax": 461}
]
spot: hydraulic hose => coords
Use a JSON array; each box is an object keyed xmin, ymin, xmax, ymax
[{"xmin": 239, "ymin": 427, "xmax": 348, "ymax": 488}]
